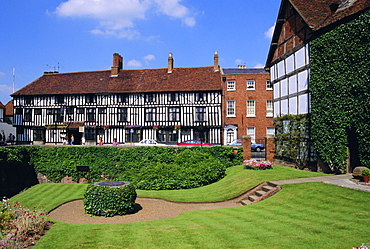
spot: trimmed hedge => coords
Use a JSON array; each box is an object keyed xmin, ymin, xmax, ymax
[
  {"xmin": 84, "ymin": 183, "xmax": 137, "ymax": 217},
  {"xmin": 2, "ymin": 146, "xmax": 242, "ymax": 191}
]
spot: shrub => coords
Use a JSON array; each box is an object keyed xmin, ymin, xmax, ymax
[
  {"xmin": 243, "ymin": 159, "xmax": 273, "ymax": 170},
  {"xmin": 0, "ymin": 201, "xmax": 48, "ymax": 248},
  {"xmin": 361, "ymin": 168, "xmax": 370, "ymax": 176},
  {"xmin": 84, "ymin": 183, "xmax": 137, "ymax": 217}
]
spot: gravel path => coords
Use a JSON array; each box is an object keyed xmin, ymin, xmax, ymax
[{"xmin": 48, "ymin": 197, "xmax": 244, "ymax": 224}]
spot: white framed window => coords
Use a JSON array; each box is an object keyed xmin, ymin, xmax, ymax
[
  {"xmin": 227, "ymin": 81, "xmax": 236, "ymax": 91},
  {"xmin": 267, "ymin": 127, "xmax": 275, "ymax": 136},
  {"xmin": 246, "ymin": 100, "xmax": 255, "ymax": 117},
  {"xmin": 227, "ymin": 100, "xmax": 236, "ymax": 117},
  {"xmin": 247, "ymin": 80, "xmax": 255, "ymax": 90},
  {"xmin": 266, "ymin": 80, "xmax": 273, "ymax": 90},
  {"xmin": 247, "ymin": 126, "xmax": 256, "ymax": 143},
  {"xmin": 266, "ymin": 100, "xmax": 273, "ymax": 117}
]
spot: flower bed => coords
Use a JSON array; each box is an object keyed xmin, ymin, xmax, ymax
[
  {"xmin": 0, "ymin": 199, "xmax": 50, "ymax": 248},
  {"xmin": 243, "ymin": 159, "xmax": 273, "ymax": 170}
]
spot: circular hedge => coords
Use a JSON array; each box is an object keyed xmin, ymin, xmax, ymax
[{"xmin": 83, "ymin": 182, "xmax": 137, "ymax": 217}]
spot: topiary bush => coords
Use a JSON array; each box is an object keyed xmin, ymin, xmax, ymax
[{"xmin": 84, "ymin": 183, "xmax": 137, "ymax": 217}]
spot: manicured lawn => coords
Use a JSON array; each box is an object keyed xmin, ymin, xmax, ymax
[{"xmin": 10, "ymin": 166, "xmax": 370, "ymax": 248}]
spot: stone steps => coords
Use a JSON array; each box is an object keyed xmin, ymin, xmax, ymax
[{"xmin": 239, "ymin": 181, "xmax": 281, "ymax": 206}]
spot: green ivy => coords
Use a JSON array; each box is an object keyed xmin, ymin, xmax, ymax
[
  {"xmin": 84, "ymin": 183, "xmax": 137, "ymax": 217},
  {"xmin": 274, "ymin": 114, "xmax": 310, "ymax": 168},
  {"xmin": 310, "ymin": 10, "xmax": 370, "ymax": 170}
]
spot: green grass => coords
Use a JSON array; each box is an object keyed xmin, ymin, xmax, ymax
[{"xmin": 9, "ymin": 166, "xmax": 370, "ymax": 248}]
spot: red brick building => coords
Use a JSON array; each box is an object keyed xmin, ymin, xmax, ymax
[{"xmin": 222, "ymin": 66, "xmax": 273, "ymax": 145}]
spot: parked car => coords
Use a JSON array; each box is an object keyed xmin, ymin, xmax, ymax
[
  {"xmin": 177, "ymin": 139, "xmax": 213, "ymax": 146},
  {"xmin": 134, "ymin": 139, "xmax": 166, "ymax": 146},
  {"xmin": 251, "ymin": 143, "xmax": 265, "ymax": 152},
  {"xmin": 227, "ymin": 139, "xmax": 242, "ymax": 146}
]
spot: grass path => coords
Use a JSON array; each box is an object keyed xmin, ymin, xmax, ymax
[{"xmin": 9, "ymin": 165, "xmax": 370, "ymax": 248}]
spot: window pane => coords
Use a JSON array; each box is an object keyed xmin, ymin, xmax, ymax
[
  {"xmin": 168, "ymin": 107, "xmax": 180, "ymax": 121},
  {"xmin": 247, "ymin": 80, "xmax": 255, "ymax": 90},
  {"xmin": 118, "ymin": 108, "xmax": 127, "ymax": 122},
  {"xmin": 266, "ymin": 100, "xmax": 273, "ymax": 117},
  {"xmin": 196, "ymin": 107, "xmax": 206, "ymax": 121},
  {"xmin": 227, "ymin": 100, "xmax": 235, "ymax": 116},
  {"xmin": 227, "ymin": 81, "xmax": 235, "ymax": 90},
  {"xmin": 247, "ymin": 100, "xmax": 255, "ymax": 117}
]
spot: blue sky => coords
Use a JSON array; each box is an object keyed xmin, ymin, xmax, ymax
[{"xmin": 0, "ymin": 0, "xmax": 280, "ymax": 103}]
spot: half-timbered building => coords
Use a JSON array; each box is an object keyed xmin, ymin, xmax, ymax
[
  {"xmin": 265, "ymin": 0, "xmax": 370, "ymax": 169},
  {"xmin": 11, "ymin": 52, "xmax": 223, "ymax": 145}
]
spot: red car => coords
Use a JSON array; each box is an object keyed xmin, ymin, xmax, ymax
[{"xmin": 177, "ymin": 139, "xmax": 213, "ymax": 146}]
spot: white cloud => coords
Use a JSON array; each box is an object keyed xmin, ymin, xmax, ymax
[
  {"xmin": 183, "ymin": 17, "xmax": 196, "ymax": 27},
  {"xmin": 254, "ymin": 63, "xmax": 265, "ymax": 68},
  {"xmin": 0, "ymin": 72, "xmax": 6, "ymax": 77},
  {"xmin": 143, "ymin": 54, "xmax": 155, "ymax": 64},
  {"xmin": 264, "ymin": 25, "xmax": 275, "ymax": 39},
  {"xmin": 0, "ymin": 84, "xmax": 13, "ymax": 94},
  {"xmin": 55, "ymin": 0, "xmax": 196, "ymax": 38},
  {"xmin": 91, "ymin": 28, "xmax": 141, "ymax": 39},
  {"xmin": 235, "ymin": 59, "xmax": 245, "ymax": 66},
  {"xmin": 127, "ymin": 59, "xmax": 142, "ymax": 68}
]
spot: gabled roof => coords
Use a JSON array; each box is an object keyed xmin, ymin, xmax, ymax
[
  {"xmin": 5, "ymin": 101, "xmax": 13, "ymax": 116},
  {"xmin": 11, "ymin": 66, "xmax": 222, "ymax": 97},
  {"xmin": 266, "ymin": 0, "xmax": 370, "ymax": 66},
  {"xmin": 291, "ymin": 0, "xmax": 370, "ymax": 31},
  {"xmin": 0, "ymin": 101, "xmax": 5, "ymax": 109},
  {"xmin": 222, "ymin": 68, "xmax": 269, "ymax": 75}
]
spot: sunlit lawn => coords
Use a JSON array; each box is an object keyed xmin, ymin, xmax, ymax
[{"xmin": 10, "ymin": 165, "xmax": 370, "ymax": 248}]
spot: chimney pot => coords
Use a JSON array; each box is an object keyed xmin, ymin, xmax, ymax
[
  {"xmin": 168, "ymin": 53, "xmax": 174, "ymax": 73},
  {"xmin": 214, "ymin": 51, "xmax": 219, "ymax": 72}
]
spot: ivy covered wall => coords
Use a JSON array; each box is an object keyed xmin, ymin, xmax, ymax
[{"xmin": 310, "ymin": 10, "xmax": 370, "ymax": 171}]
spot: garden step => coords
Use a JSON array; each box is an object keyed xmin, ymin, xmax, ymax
[
  {"xmin": 240, "ymin": 199, "xmax": 253, "ymax": 205},
  {"xmin": 239, "ymin": 181, "xmax": 281, "ymax": 206},
  {"xmin": 248, "ymin": 195, "xmax": 259, "ymax": 202},
  {"xmin": 262, "ymin": 185, "xmax": 274, "ymax": 192},
  {"xmin": 255, "ymin": 190, "xmax": 266, "ymax": 197}
]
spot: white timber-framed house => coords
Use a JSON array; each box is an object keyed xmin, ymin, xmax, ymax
[
  {"xmin": 265, "ymin": 0, "xmax": 370, "ymax": 169},
  {"xmin": 11, "ymin": 53, "xmax": 223, "ymax": 145}
]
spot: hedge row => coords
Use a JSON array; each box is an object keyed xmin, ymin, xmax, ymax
[{"xmin": 0, "ymin": 146, "xmax": 242, "ymax": 191}]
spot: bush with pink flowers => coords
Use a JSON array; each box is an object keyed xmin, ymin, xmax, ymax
[{"xmin": 243, "ymin": 159, "xmax": 273, "ymax": 170}]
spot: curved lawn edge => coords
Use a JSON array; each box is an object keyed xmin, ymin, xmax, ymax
[{"xmin": 10, "ymin": 165, "xmax": 327, "ymax": 211}]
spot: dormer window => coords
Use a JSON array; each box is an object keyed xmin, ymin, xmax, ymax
[
  {"xmin": 145, "ymin": 93, "xmax": 156, "ymax": 103},
  {"xmin": 86, "ymin": 94, "xmax": 96, "ymax": 104},
  {"xmin": 55, "ymin": 95, "xmax": 64, "ymax": 104},
  {"xmin": 168, "ymin": 93, "xmax": 179, "ymax": 102},
  {"xmin": 24, "ymin": 97, "xmax": 33, "ymax": 105},
  {"xmin": 195, "ymin": 93, "xmax": 206, "ymax": 102}
]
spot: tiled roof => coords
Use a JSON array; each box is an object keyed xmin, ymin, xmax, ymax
[
  {"xmin": 0, "ymin": 101, "xmax": 5, "ymax": 109},
  {"xmin": 12, "ymin": 66, "xmax": 222, "ymax": 96},
  {"xmin": 291, "ymin": 0, "xmax": 370, "ymax": 31},
  {"xmin": 222, "ymin": 68, "xmax": 269, "ymax": 75},
  {"xmin": 5, "ymin": 100, "xmax": 13, "ymax": 116},
  {"xmin": 266, "ymin": 0, "xmax": 370, "ymax": 66}
]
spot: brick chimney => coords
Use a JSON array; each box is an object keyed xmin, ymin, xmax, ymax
[
  {"xmin": 214, "ymin": 51, "xmax": 219, "ymax": 72},
  {"xmin": 111, "ymin": 53, "xmax": 123, "ymax": 77},
  {"xmin": 168, "ymin": 53, "xmax": 174, "ymax": 73}
]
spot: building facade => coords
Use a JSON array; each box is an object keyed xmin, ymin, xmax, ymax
[
  {"xmin": 222, "ymin": 67, "xmax": 273, "ymax": 145},
  {"xmin": 265, "ymin": 0, "xmax": 370, "ymax": 169},
  {"xmin": 11, "ymin": 53, "xmax": 223, "ymax": 145}
]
